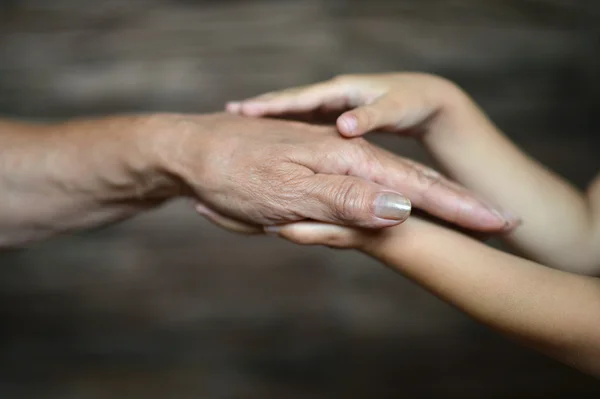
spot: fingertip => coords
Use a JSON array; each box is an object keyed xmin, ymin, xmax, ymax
[
  {"xmin": 225, "ymin": 102, "xmax": 242, "ymax": 113},
  {"xmin": 194, "ymin": 202, "xmax": 209, "ymax": 215},
  {"xmin": 461, "ymin": 204, "xmax": 521, "ymax": 234},
  {"xmin": 264, "ymin": 225, "xmax": 281, "ymax": 235},
  {"xmin": 491, "ymin": 208, "xmax": 523, "ymax": 234},
  {"xmin": 240, "ymin": 102, "xmax": 267, "ymax": 116},
  {"xmin": 277, "ymin": 222, "xmax": 359, "ymax": 247},
  {"xmin": 373, "ymin": 192, "xmax": 412, "ymax": 223},
  {"xmin": 337, "ymin": 114, "xmax": 358, "ymax": 136},
  {"xmin": 465, "ymin": 194, "xmax": 522, "ymax": 234},
  {"xmin": 502, "ymin": 217, "xmax": 523, "ymax": 233}
]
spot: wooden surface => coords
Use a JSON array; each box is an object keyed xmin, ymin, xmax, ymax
[{"xmin": 0, "ymin": 0, "xmax": 599, "ymax": 397}]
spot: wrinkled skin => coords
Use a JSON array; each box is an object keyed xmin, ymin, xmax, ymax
[{"xmin": 167, "ymin": 113, "xmax": 511, "ymax": 233}]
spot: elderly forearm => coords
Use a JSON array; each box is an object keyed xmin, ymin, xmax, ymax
[
  {"xmin": 0, "ymin": 116, "xmax": 183, "ymax": 247},
  {"xmin": 365, "ymin": 218, "xmax": 600, "ymax": 376},
  {"xmin": 424, "ymin": 88, "xmax": 597, "ymax": 273}
]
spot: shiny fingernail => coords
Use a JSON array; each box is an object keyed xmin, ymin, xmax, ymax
[{"xmin": 374, "ymin": 193, "xmax": 411, "ymax": 221}]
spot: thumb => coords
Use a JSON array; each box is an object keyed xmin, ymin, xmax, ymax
[
  {"xmin": 299, "ymin": 174, "xmax": 411, "ymax": 229},
  {"xmin": 337, "ymin": 94, "xmax": 435, "ymax": 137},
  {"xmin": 265, "ymin": 222, "xmax": 365, "ymax": 249}
]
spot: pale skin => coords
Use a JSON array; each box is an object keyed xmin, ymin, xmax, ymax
[
  {"xmin": 224, "ymin": 73, "xmax": 600, "ymax": 375},
  {"xmin": 0, "ymin": 112, "xmax": 512, "ymax": 248}
]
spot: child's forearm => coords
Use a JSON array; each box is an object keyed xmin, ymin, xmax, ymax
[
  {"xmin": 363, "ymin": 218, "xmax": 600, "ymax": 376},
  {"xmin": 425, "ymin": 88, "xmax": 599, "ymax": 273}
]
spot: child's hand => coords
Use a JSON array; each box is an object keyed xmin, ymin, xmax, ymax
[
  {"xmin": 265, "ymin": 221, "xmax": 374, "ymax": 250},
  {"xmin": 262, "ymin": 217, "xmax": 431, "ymax": 258},
  {"xmin": 227, "ymin": 73, "xmax": 523, "ymax": 235},
  {"xmin": 226, "ymin": 73, "xmax": 466, "ymax": 139}
]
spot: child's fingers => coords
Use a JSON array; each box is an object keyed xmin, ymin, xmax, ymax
[
  {"xmin": 337, "ymin": 94, "xmax": 436, "ymax": 137},
  {"xmin": 227, "ymin": 80, "xmax": 355, "ymax": 117},
  {"xmin": 265, "ymin": 222, "xmax": 365, "ymax": 248},
  {"xmin": 194, "ymin": 202, "xmax": 263, "ymax": 235}
]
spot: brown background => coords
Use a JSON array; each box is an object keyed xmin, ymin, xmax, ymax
[{"xmin": 1, "ymin": 0, "xmax": 599, "ymax": 397}]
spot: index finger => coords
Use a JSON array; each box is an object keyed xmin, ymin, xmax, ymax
[
  {"xmin": 226, "ymin": 80, "xmax": 355, "ymax": 117},
  {"xmin": 357, "ymin": 147, "xmax": 520, "ymax": 233}
]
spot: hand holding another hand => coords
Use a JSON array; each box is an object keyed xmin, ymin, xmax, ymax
[{"xmin": 161, "ymin": 113, "xmax": 516, "ymax": 234}]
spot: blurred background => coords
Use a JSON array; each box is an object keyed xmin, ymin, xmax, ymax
[{"xmin": 1, "ymin": 0, "xmax": 599, "ymax": 397}]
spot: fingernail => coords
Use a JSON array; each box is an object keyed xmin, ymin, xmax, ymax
[
  {"xmin": 264, "ymin": 225, "xmax": 281, "ymax": 235},
  {"xmin": 339, "ymin": 115, "xmax": 357, "ymax": 134},
  {"xmin": 478, "ymin": 197, "xmax": 521, "ymax": 231},
  {"xmin": 374, "ymin": 193, "xmax": 411, "ymax": 221},
  {"xmin": 467, "ymin": 191, "xmax": 522, "ymax": 232},
  {"xmin": 491, "ymin": 208, "xmax": 522, "ymax": 231}
]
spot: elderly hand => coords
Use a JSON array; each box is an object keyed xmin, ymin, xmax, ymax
[
  {"xmin": 0, "ymin": 111, "xmax": 513, "ymax": 248},
  {"xmin": 157, "ymin": 113, "xmax": 515, "ymax": 233}
]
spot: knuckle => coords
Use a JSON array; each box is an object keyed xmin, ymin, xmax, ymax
[
  {"xmin": 323, "ymin": 140, "xmax": 359, "ymax": 171},
  {"xmin": 408, "ymin": 167, "xmax": 430, "ymax": 189},
  {"xmin": 270, "ymin": 162, "xmax": 310, "ymax": 189},
  {"xmin": 346, "ymin": 138, "xmax": 383, "ymax": 177},
  {"xmin": 252, "ymin": 155, "xmax": 279, "ymax": 182},
  {"xmin": 243, "ymin": 162, "xmax": 310, "ymax": 224},
  {"xmin": 331, "ymin": 178, "xmax": 371, "ymax": 222},
  {"xmin": 268, "ymin": 167, "xmax": 313, "ymax": 212},
  {"xmin": 268, "ymin": 167, "xmax": 308, "ymax": 197},
  {"xmin": 350, "ymin": 136, "xmax": 371, "ymax": 150},
  {"xmin": 404, "ymin": 163, "xmax": 445, "ymax": 204},
  {"xmin": 348, "ymin": 137, "xmax": 373, "ymax": 162},
  {"xmin": 415, "ymin": 165, "xmax": 443, "ymax": 188},
  {"xmin": 356, "ymin": 107, "xmax": 376, "ymax": 127},
  {"xmin": 312, "ymin": 137, "xmax": 354, "ymax": 171}
]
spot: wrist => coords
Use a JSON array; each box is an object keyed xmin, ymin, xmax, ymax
[
  {"xmin": 53, "ymin": 114, "xmax": 191, "ymax": 204},
  {"xmin": 359, "ymin": 218, "xmax": 430, "ymax": 266},
  {"xmin": 141, "ymin": 113, "xmax": 215, "ymax": 199},
  {"xmin": 3, "ymin": 115, "xmax": 189, "ymax": 235},
  {"xmin": 420, "ymin": 76, "xmax": 482, "ymax": 142}
]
